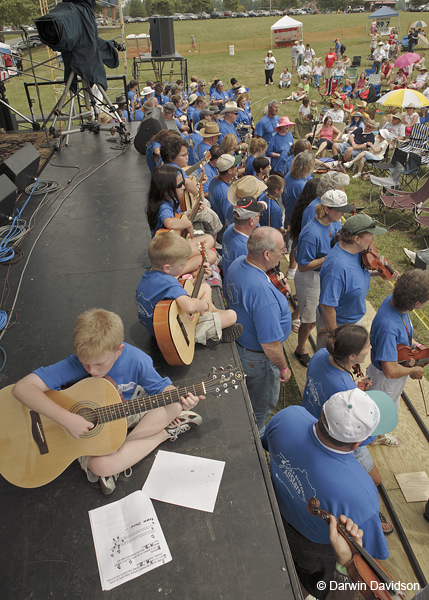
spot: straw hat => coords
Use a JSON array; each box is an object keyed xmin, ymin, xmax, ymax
[
  {"xmin": 188, "ymin": 93, "xmax": 198, "ymax": 105},
  {"xmin": 199, "ymin": 122, "xmax": 220, "ymax": 137},
  {"xmin": 220, "ymin": 101, "xmax": 243, "ymax": 115},
  {"xmin": 365, "ymin": 119, "xmax": 377, "ymax": 128},
  {"xmin": 333, "ymin": 98, "xmax": 343, "ymax": 107},
  {"xmin": 189, "ymin": 82, "xmax": 198, "ymax": 91},
  {"xmin": 228, "ymin": 175, "xmax": 267, "ymax": 205},
  {"xmin": 357, "ymin": 100, "xmax": 367, "ymax": 109},
  {"xmin": 236, "ymin": 92, "xmax": 249, "ymax": 104},
  {"xmin": 275, "ymin": 116, "xmax": 295, "ymax": 130}
]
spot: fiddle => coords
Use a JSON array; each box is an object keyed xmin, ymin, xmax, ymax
[
  {"xmin": 307, "ymin": 498, "xmax": 407, "ymax": 600},
  {"xmin": 351, "ymin": 363, "xmax": 371, "ymax": 391},
  {"xmin": 267, "ymin": 266, "xmax": 291, "ymax": 298},
  {"xmin": 361, "ymin": 242, "xmax": 394, "ymax": 280},
  {"xmin": 397, "ymin": 343, "xmax": 429, "ymax": 368}
]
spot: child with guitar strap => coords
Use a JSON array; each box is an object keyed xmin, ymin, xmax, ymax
[
  {"xmin": 136, "ymin": 233, "xmax": 242, "ymax": 347},
  {"xmin": 147, "ymin": 165, "xmax": 217, "ymax": 278},
  {"xmin": 12, "ymin": 309, "xmax": 204, "ymax": 495}
]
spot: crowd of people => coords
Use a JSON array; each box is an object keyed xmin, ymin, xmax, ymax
[{"xmin": 9, "ymin": 34, "xmax": 429, "ymax": 598}]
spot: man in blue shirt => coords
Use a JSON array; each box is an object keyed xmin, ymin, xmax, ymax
[
  {"xmin": 192, "ymin": 96, "xmax": 207, "ymax": 127},
  {"xmin": 218, "ymin": 102, "xmax": 248, "ymax": 155},
  {"xmin": 222, "ymin": 195, "xmax": 265, "ymax": 280},
  {"xmin": 255, "ymin": 100, "xmax": 280, "ymax": 142},
  {"xmin": 194, "ymin": 122, "xmax": 220, "ymax": 161},
  {"xmin": 262, "ymin": 388, "xmax": 397, "ymax": 599},
  {"xmin": 224, "ymin": 227, "xmax": 292, "ymax": 435},
  {"xmin": 208, "ymin": 154, "xmax": 241, "ymax": 227},
  {"xmin": 196, "ymin": 79, "xmax": 207, "ymax": 98}
]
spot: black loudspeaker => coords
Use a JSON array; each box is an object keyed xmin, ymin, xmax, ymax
[
  {"xmin": 149, "ymin": 17, "xmax": 175, "ymax": 57},
  {"xmin": 0, "ymin": 143, "xmax": 40, "ymax": 192},
  {"xmin": 0, "ymin": 175, "xmax": 18, "ymax": 226},
  {"xmin": 134, "ymin": 108, "xmax": 166, "ymax": 154},
  {"xmin": 415, "ymin": 249, "xmax": 429, "ymax": 271}
]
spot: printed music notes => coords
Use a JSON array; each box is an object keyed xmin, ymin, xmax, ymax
[{"xmin": 89, "ymin": 491, "xmax": 172, "ymax": 591}]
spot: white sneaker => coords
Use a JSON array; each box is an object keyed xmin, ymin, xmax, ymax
[
  {"xmin": 286, "ymin": 268, "xmax": 297, "ymax": 279},
  {"xmin": 352, "ymin": 172, "xmax": 362, "ymax": 179},
  {"xmin": 403, "ymin": 247, "xmax": 416, "ymax": 264},
  {"xmin": 343, "ymin": 161, "xmax": 353, "ymax": 169},
  {"xmin": 166, "ymin": 411, "xmax": 202, "ymax": 441},
  {"xmin": 265, "ymin": 84, "xmax": 268, "ymax": 86},
  {"xmin": 270, "ymin": 82, "xmax": 274, "ymax": 85}
]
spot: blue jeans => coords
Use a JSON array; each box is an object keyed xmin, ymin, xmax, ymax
[
  {"xmin": 373, "ymin": 61, "xmax": 381, "ymax": 74},
  {"xmin": 409, "ymin": 42, "xmax": 416, "ymax": 54},
  {"xmin": 313, "ymin": 74, "xmax": 321, "ymax": 87},
  {"xmin": 297, "ymin": 54, "xmax": 303, "ymax": 68},
  {"xmin": 236, "ymin": 344, "xmax": 280, "ymax": 436}
]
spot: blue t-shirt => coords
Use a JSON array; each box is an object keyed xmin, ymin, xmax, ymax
[
  {"xmin": 136, "ymin": 270, "xmax": 189, "ymax": 336},
  {"xmin": 34, "ymin": 343, "xmax": 171, "ymax": 401},
  {"xmin": 258, "ymin": 191, "xmax": 283, "ymax": 229},
  {"xmin": 208, "ymin": 177, "xmax": 233, "ymax": 227},
  {"xmin": 221, "ymin": 225, "xmax": 248, "ymax": 280},
  {"xmin": 302, "ymin": 197, "xmax": 321, "ymax": 228},
  {"xmin": 244, "ymin": 155, "xmax": 256, "ymax": 176},
  {"xmin": 296, "ymin": 217, "xmax": 338, "ymax": 272},
  {"xmin": 235, "ymin": 107, "xmax": 252, "ymax": 127},
  {"xmin": 134, "ymin": 110, "xmax": 145, "ymax": 122},
  {"xmin": 155, "ymin": 94, "xmax": 169, "ymax": 106},
  {"xmin": 146, "ymin": 141, "xmax": 161, "ymax": 173},
  {"xmin": 210, "ymin": 89, "xmax": 228, "ymax": 104},
  {"xmin": 203, "ymin": 162, "xmax": 218, "ymax": 194},
  {"xmin": 266, "ymin": 132, "xmax": 294, "ymax": 171},
  {"xmin": 192, "ymin": 108, "xmax": 202, "ymax": 125},
  {"xmin": 283, "ymin": 173, "xmax": 309, "ymax": 224},
  {"xmin": 318, "ymin": 243, "xmax": 371, "ymax": 325},
  {"xmin": 189, "ymin": 131, "xmax": 203, "ymax": 149},
  {"xmin": 194, "ymin": 140, "xmax": 211, "ymax": 162},
  {"xmin": 187, "ymin": 106, "xmax": 195, "ymax": 121},
  {"xmin": 302, "ymin": 349, "xmax": 357, "ymax": 418},
  {"xmin": 262, "ymin": 406, "xmax": 388, "ymax": 559},
  {"xmin": 218, "ymin": 119, "xmax": 240, "ymax": 143},
  {"xmin": 255, "ymin": 115, "xmax": 280, "ymax": 143},
  {"xmin": 224, "ymin": 256, "xmax": 291, "ymax": 351},
  {"xmin": 370, "ymin": 295, "xmax": 412, "ymax": 372},
  {"xmin": 175, "ymin": 107, "xmax": 185, "ymax": 119},
  {"xmin": 278, "ymin": 153, "xmax": 293, "ymax": 176},
  {"xmin": 152, "ymin": 199, "xmax": 181, "ymax": 237}
]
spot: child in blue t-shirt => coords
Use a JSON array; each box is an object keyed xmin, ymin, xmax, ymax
[
  {"xmin": 11, "ymin": 308, "xmax": 204, "ymax": 495},
  {"xmin": 245, "ymin": 137, "xmax": 268, "ymax": 176},
  {"xmin": 136, "ymin": 233, "xmax": 240, "ymax": 344},
  {"xmin": 258, "ymin": 174, "xmax": 285, "ymax": 233},
  {"xmin": 146, "ymin": 164, "xmax": 217, "ymax": 277}
]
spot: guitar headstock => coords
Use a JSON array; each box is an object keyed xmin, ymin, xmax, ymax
[{"xmin": 204, "ymin": 366, "xmax": 243, "ymax": 397}]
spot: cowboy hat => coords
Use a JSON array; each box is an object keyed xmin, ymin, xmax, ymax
[
  {"xmin": 228, "ymin": 175, "xmax": 267, "ymax": 205},
  {"xmin": 275, "ymin": 116, "xmax": 295, "ymax": 130},
  {"xmin": 199, "ymin": 122, "xmax": 220, "ymax": 137},
  {"xmin": 140, "ymin": 86, "xmax": 153, "ymax": 96},
  {"xmin": 236, "ymin": 92, "xmax": 249, "ymax": 104},
  {"xmin": 188, "ymin": 93, "xmax": 198, "ymax": 105},
  {"xmin": 220, "ymin": 101, "xmax": 243, "ymax": 115}
]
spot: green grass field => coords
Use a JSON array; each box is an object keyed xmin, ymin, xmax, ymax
[{"xmin": 4, "ymin": 11, "xmax": 429, "ymax": 352}]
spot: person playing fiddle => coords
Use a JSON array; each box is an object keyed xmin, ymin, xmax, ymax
[{"xmin": 366, "ymin": 269, "xmax": 429, "ymax": 447}]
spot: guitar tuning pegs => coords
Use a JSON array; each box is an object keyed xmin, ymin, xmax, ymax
[
  {"xmin": 215, "ymin": 387, "xmax": 220, "ymax": 393},
  {"xmin": 220, "ymin": 374, "xmax": 225, "ymax": 379},
  {"xmin": 232, "ymin": 379, "xmax": 236, "ymax": 384},
  {"xmin": 226, "ymin": 364, "xmax": 233, "ymax": 369},
  {"xmin": 233, "ymin": 385, "xmax": 238, "ymax": 389},
  {"xmin": 210, "ymin": 367, "xmax": 216, "ymax": 373},
  {"xmin": 224, "ymin": 389, "xmax": 229, "ymax": 394},
  {"xmin": 218, "ymin": 366, "xmax": 224, "ymax": 372}
]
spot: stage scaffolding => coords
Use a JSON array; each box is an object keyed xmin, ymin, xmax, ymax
[{"xmin": 132, "ymin": 53, "xmax": 188, "ymax": 89}]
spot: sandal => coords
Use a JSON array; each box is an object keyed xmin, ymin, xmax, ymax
[
  {"xmin": 372, "ymin": 433, "xmax": 402, "ymax": 447},
  {"xmin": 379, "ymin": 511, "xmax": 394, "ymax": 536},
  {"xmin": 291, "ymin": 319, "xmax": 301, "ymax": 333},
  {"xmin": 294, "ymin": 350, "xmax": 311, "ymax": 368}
]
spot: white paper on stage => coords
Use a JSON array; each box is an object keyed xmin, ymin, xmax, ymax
[
  {"xmin": 142, "ymin": 450, "xmax": 225, "ymax": 513},
  {"xmin": 88, "ymin": 490, "xmax": 172, "ymax": 591}
]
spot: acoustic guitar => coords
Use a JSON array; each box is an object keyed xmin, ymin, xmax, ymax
[
  {"xmin": 153, "ymin": 245, "xmax": 207, "ymax": 366},
  {"xmin": 0, "ymin": 368, "xmax": 242, "ymax": 489},
  {"xmin": 155, "ymin": 175, "xmax": 205, "ymax": 239}
]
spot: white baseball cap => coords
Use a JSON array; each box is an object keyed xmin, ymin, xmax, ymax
[
  {"xmin": 323, "ymin": 388, "xmax": 398, "ymax": 443},
  {"xmin": 321, "ymin": 190, "xmax": 354, "ymax": 213}
]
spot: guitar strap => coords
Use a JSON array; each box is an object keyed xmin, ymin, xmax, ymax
[{"xmin": 103, "ymin": 375, "xmax": 125, "ymax": 402}]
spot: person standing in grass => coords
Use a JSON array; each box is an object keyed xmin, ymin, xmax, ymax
[
  {"xmin": 264, "ymin": 50, "xmax": 276, "ymax": 86},
  {"xmin": 190, "ymin": 35, "xmax": 197, "ymax": 53}
]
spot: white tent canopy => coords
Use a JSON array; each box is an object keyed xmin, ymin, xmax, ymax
[{"xmin": 271, "ymin": 15, "xmax": 303, "ymax": 49}]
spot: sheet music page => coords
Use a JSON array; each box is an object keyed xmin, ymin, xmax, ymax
[
  {"xmin": 88, "ymin": 490, "xmax": 172, "ymax": 591},
  {"xmin": 142, "ymin": 450, "xmax": 225, "ymax": 513}
]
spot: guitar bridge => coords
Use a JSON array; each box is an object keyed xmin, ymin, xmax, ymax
[
  {"xmin": 176, "ymin": 314, "xmax": 190, "ymax": 346},
  {"xmin": 30, "ymin": 411, "xmax": 49, "ymax": 455}
]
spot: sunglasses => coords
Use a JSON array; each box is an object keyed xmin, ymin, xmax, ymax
[{"xmin": 176, "ymin": 180, "xmax": 185, "ymax": 189}]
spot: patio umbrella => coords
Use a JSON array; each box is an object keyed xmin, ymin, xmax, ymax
[
  {"xmin": 410, "ymin": 20, "xmax": 428, "ymax": 29},
  {"xmin": 394, "ymin": 53, "xmax": 420, "ymax": 68},
  {"xmin": 418, "ymin": 32, "xmax": 429, "ymax": 48},
  {"xmin": 377, "ymin": 88, "xmax": 429, "ymax": 108}
]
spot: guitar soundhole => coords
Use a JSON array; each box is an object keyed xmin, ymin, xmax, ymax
[{"xmin": 76, "ymin": 407, "xmax": 99, "ymax": 429}]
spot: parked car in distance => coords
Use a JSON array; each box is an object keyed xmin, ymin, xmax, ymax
[
  {"xmin": 210, "ymin": 11, "xmax": 225, "ymax": 18},
  {"xmin": 347, "ymin": 5, "xmax": 365, "ymax": 12},
  {"xmin": 184, "ymin": 13, "xmax": 198, "ymax": 20},
  {"xmin": 198, "ymin": 12, "xmax": 210, "ymax": 19},
  {"xmin": 133, "ymin": 17, "xmax": 146, "ymax": 22},
  {"xmin": 13, "ymin": 35, "xmax": 43, "ymax": 50},
  {"xmin": 123, "ymin": 16, "xmax": 134, "ymax": 23}
]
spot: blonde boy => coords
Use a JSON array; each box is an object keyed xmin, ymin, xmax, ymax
[
  {"xmin": 12, "ymin": 308, "xmax": 203, "ymax": 494},
  {"xmin": 136, "ymin": 233, "xmax": 240, "ymax": 345}
]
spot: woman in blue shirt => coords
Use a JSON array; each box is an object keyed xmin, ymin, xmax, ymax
[{"xmin": 266, "ymin": 116, "xmax": 295, "ymax": 171}]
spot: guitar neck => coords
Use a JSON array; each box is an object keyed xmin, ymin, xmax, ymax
[{"xmin": 96, "ymin": 382, "xmax": 206, "ymax": 424}]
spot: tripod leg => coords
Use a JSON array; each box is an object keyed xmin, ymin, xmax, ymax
[
  {"xmin": 42, "ymin": 70, "xmax": 76, "ymax": 128},
  {"xmin": 94, "ymin": 83, "xmax": 122, "ymax": 123}
]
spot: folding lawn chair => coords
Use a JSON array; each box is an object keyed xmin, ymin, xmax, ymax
[
  {"xmin": 369, "ymin": 162, "xmax": 405, "ymax": 201},
  {"xmin": 351, "ymin": 56, "xmax": 361, "ymax": 67},
  {"xmin": 378, "ymin": 172, "xmax": 429, "ymax": 224},
  {"xmin": 398, "ymin": 123, "xmax": 429, "ymax": 170},
  {"xmin": 413, "ymin": 205, "xmax": 429, "ymax": 239},
  {"xmin": 346, "ymin": 67, "xmax": 359, "ymax": 85}
]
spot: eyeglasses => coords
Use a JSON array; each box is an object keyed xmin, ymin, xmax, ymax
[
  {"xmin": 271, "ymin": 245, "xmax": 287, "ymax": 255},
  {"xmin": 232, "ymin": 113, "xmax": 239, "ymax": 116},
  {"xmin": 176, "ymin": 180, "xmax": 185, "ymax": 189}
]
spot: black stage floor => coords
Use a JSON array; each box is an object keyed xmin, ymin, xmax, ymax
[{"xmin": 0, "ymin": 124, "xmax": 301, "ymax": 600}]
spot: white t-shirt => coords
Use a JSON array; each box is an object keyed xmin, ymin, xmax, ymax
[
  {"xmin": 264, "ymin": 56, "xmax": 276, "ymax": 70},
  {"xmin": 383, "ymin": 121, "xmax": 405, "ymax": 138},
  {"xmin": 325, "ymin": 108, "xmax": 344, "ymax": 123},
  {"xmin": 299, "ymin": 104, "xmax": 311, "ymax": 119}
]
